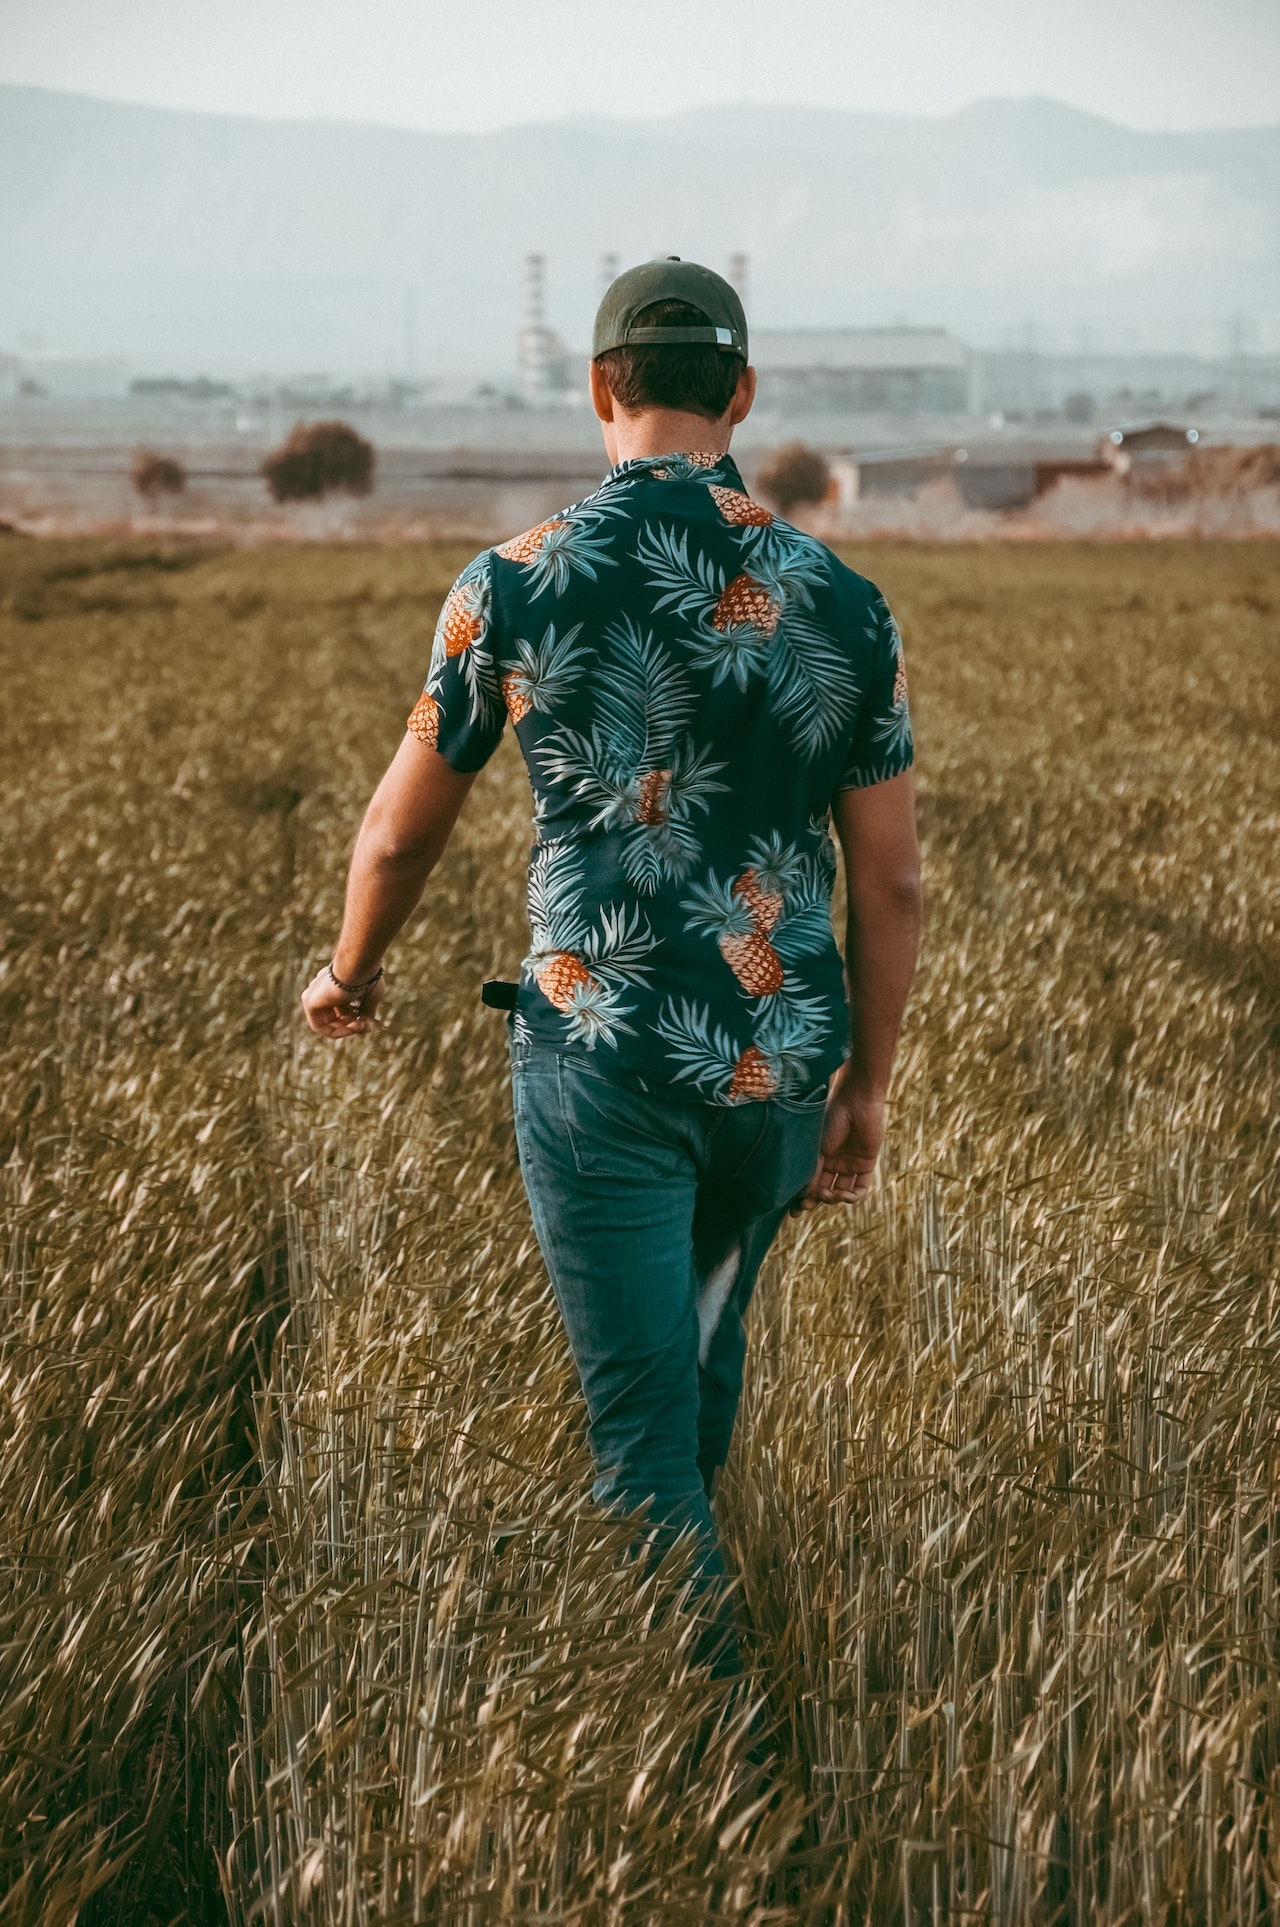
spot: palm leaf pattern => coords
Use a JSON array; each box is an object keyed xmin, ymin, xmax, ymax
[
  {"xmin": 766, "ymin": 609, "xmax": 859, "ymax": 755},
  {"xmin": 751, "ymin": 992, "xmax": 829, "ymax": 1090},
  {"xmin": 681, "ymin": 871, "xmax": 755, "ymax": 941},
  {"xmin": 618, "ymin": 813, "xmax": 703, "ymax": 894},
  {"xmin": 523, "ymin": 841, "xmax": 657, "ymax": 988},
  {"xmin": 593, "ymin": 616, "xmax": 696, "ymax": 770},
  {"xmin": 737, "ymin": 524, "xmax": 829, "ymax": 608},
  {"xmin": 418, "ymin": 451, "xmax": 912, "ymax": 1096},
  {"xmin": 743, "ymin": 832, "xmax": 810, "ymax": 897},
  {"xmin": 806, "ymin": 813, "xmax": 840, "ymax": 885},
  {"xmin": 504, "ymin": 621, "xmax": 588, "ymax": 718},
  {"xmin": 873, "ymin": 608, "xmax": 914, "ymax": 758},
  {"xmin": 680, "ymin": 846, "xmax": 835, "ymax": 986},
  {"xmin": 652, "ymin": 454, "xmax": 729, "ymax": 483},
  {"xmin": 684, "ymin": 620, "xmax": 774, "ymax": 691},
  {"xmin": 580, "ymin": 903, "xmax": 658, "ymax": 980},
  {"xmin": 427, "ymin": 555, "xmax": 502, "ymax": 731},
  {"xmin": 523, "ymin": 509, "xmax": 619, "ymax": 599},
  {"xmin": 737, "ymin": 530, "xmax": 857, "ymax": 755},
  {"xmin": 525, "ymin": 840, "xmax": 588, "ymax": 960},
  {"xmin": 523, "ymin": 843, "xmax": 658, "ymax": 1050},
  {"xmin": 638, "ymin": 523, "xmax": 777, "ymax": 698},
  {"xmin": 538, "ymin": 618, "xmax": 726, "ymax": 891},
  {"xmin": 636, "ymin": 523, "xmax": 725, "ymax": 622},
  {"xmin": 635, "ymin": 516, "xmax": 857, "ymax": 752},
  {"xmin": 655, "ymin": 992, "xmax": 828, "ymax": 1103},
  {"xmin": 743, "ymin": 837, "xmax": 834, "ymax": 964},
  {"xmin": 655, "ymin": 998, "xmax": 742, "ymax": 1096}
]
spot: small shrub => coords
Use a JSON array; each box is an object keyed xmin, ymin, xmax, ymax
[
  {"xmin": 261, "ymin": 421, "xmax": 375, "ymax": 504},
  {"xmin": 1184, "ymin": 441, "xmax": 1280, "ymax": 495},
  {"xmin": 131, "ymin": 449, "xmax": 187, "ymax": 499},
  {"xmin": 755, "ymin": 440, "xmax": 831, "ymax": 515},
  {"xmin": 1128, "ymin": 442, "xmax": 1280, "ymax": 502}
]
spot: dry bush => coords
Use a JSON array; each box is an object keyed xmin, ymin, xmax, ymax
[
  {"xmin": 130, "ymin": 448, "xmax": 187, "ymax": 499},
  {"xmin": 1129, "ymin": 442, "xmax": 1280, "ymax": 503},
  {"xmin": 756, "ymin": 441, "xmax": 831, "ymax": 515},
  {"xmin": 1, "ymin": 535, "xmax": 1277, "ymax": 1922},
  {"xmin": 261, "ymin": 421, "xmax": 375, "ymax": 504},
  {"xmin": 1183, "ymin": 441, "xmax": 1280, "ymax": 495}
]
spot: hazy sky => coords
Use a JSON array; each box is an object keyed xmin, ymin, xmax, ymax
[{"xmin": 1, "ymin": 0, "xmax": 1277, "ymax": 132}]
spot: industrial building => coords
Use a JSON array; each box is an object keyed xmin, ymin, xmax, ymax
[
  {"xmin": 513, "ymin": 256, "xmax": 982, "ymax": 419},
  {"xmin": 750, "ymin": 328, "xmax": 979, "ymax": 417},
  {"xmin": 0, "ymin": 350, "xmax": 130, "ymax": 401}
]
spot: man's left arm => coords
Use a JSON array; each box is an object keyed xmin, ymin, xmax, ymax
[
  {"xmin": 796, "ymin": 772, "xmax": 921, "ymax": 1210},
  {"xmin": 300, "ymin": 734, "xmax": 476, "ymax": 1038}
]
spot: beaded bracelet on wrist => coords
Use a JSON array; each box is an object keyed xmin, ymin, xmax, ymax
[{"xmin": 327, "ymin": 961, "xmax": 384, "ymax": 995}]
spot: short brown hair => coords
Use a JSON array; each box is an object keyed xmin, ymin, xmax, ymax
[{"xmin": 595, "ymin": 300, "xmax": 746, "ymax": 419}]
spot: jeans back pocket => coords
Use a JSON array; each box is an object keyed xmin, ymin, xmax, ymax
[{"xmin": 557, "ymin": 1057, "xmax": 691, "ymax": 1179}]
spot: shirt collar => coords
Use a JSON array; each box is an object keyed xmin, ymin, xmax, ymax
[{"xmin": 598, "ymin": 449, "xmax": 745, "ymax": 491}]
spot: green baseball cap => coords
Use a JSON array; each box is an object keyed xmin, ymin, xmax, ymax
[{"xmin": 592, "ymin": 257, "xmax": 748, "ymax": 359}]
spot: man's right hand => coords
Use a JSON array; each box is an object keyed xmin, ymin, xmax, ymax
[
  {"xmin": 793, "ymin": 1071, "xmax": 884, "ymax": 1214},
  {"xmin": 300, "ymin": 965, "xmax": 385, "ymax": 1039}
]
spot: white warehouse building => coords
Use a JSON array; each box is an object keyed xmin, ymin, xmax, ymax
[{"xmin": 750, "ymin": 327, "xmax": 979, "ymax": 417}]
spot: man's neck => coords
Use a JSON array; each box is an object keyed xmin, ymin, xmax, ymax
[{"xmin": 602, "ymin": 407, "xmax": 731, "ymax": 469}]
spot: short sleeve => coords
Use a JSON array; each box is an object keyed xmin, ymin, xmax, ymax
[
  {"xmin": 835, "ymin": 590, "xmax": 914, "ymax": 790},
  {"xmin": 406, "ymin": 552, "xmax": 506, "ymax": 773}
]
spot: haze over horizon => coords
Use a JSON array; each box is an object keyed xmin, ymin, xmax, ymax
[
  {"xmin": 2, "ymin": 83, "xmax": 1277, "ymax": 380},
  {"xmin": 1, "ymin": 0, "xmax": 1277, "ymax": 135},
  {"xmin": 2, "ymin": 0, "xmax": 1277, "ymax": 382},
  {"xmin": 9, "ymin": 77, "xmax": 1280, "ymax": 143}
]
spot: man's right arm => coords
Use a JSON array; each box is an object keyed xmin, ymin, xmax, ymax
[
  {"xmin": 300, "ymin": 735, "xmax": 476, "ymax": 1039},
  {"xmin": 797, "ymin": 771, "xmax": 922, "ymax": 1211}
]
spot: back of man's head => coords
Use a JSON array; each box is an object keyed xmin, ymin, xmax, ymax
[
  {"xmin": 596, "ymin": 300, "xmax": 746, "ymax": 420},
  {"xmin": 592, "ymin": 259, "xmax": 749, "ymax": 421}
]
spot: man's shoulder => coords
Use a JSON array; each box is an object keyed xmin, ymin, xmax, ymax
[
  {"xmin": 769, "ymin": 518, "xmax": 884, "ymax": 611},
  {"xmin": 483, "ymin": 490, "xmax": 627, "ymax": 598},
  {"xmin": 731, "ymin": 511, "xmax": 887, "ymax": 634}
]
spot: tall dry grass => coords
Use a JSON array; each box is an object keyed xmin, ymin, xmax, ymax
[{"xmin": 0, "ymin": 536, "xmax": 1276, "ymax": 1922}]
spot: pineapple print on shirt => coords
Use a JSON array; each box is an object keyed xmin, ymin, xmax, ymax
[
  {"xmin": 681, "ymin": 835, "xmax": 836, "ymax": 1001},
  {"xmin": 424, "ymin": 552, "xmax": 501, "ymax": 733},
  {"xmin": 636, "ymin": 518, "xmax": 857, "ymax": 756},
  {"xmin": 523, "ymin": 841, "xmax": 657, "ymax": 1049},
  {"xmin": 407, "ymin": 451, "xmax": 913, "ymax": 1099},
  {"xmin": 655, "ymin": 992, "xmax": 831, "ymax": 1105},
  {"xmin": 495, "ymin": 503, "xmax": 621, "ymax": 599}
]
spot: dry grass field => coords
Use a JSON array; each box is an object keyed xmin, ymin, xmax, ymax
[{"xmin": 0, "ymin": 533, "xmax": 1276, "ymax": 1925}]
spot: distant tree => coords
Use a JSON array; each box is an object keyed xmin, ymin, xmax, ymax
[
  {"xmin": 261, "ymin": 421, "xmax": 375, "ymax": 503},
  {"xmin": 755, "ymin": 441, "xmax": 831, "ymax": 516},
  {"xmin": 131, "ymin": 449, "xmax": 187, "ymax": 499},
  {"xmin": 1063, "ymin": 391, "xmax": 1095, "ymax": 424}
]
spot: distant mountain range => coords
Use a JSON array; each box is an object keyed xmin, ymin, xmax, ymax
[{"xmin": 2, "ymin": 85, "xmax": 1277, "ymax": 378}]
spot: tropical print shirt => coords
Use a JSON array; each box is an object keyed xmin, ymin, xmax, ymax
[{"xmin": 409, "ymin": 450, "xmax": 913, "ymax": 1105}]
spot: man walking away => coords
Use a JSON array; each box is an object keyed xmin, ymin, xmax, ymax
[{"xmin": 302, "ymin": 259, "xmax": 922, "ymax": 1672}]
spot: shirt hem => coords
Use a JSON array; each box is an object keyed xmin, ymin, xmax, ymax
[{"xmin": 834, "ymin": 750, "xmax": 914, "ymax": 791}]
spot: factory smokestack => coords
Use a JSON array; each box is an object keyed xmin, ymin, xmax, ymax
[
  {"xmin": 727, "ymin": 252, "xmax": 749, "ymax": 314},
  {"xmin": 519, "ymin": 252, "xmax": 548, "ymax": 400}
]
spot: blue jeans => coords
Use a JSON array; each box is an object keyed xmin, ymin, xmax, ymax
[{"xmin": 511, "ymin": 1040, "xmax": 826, "ymax": 1607}]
